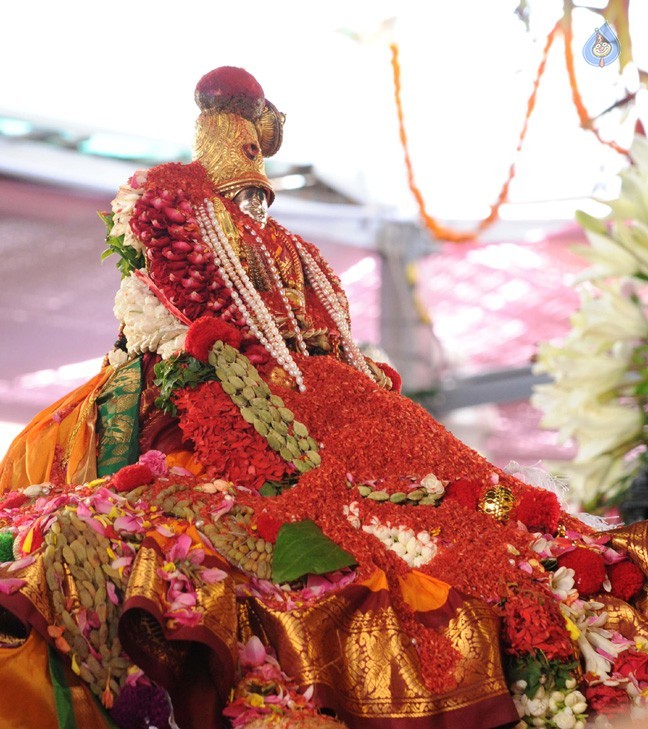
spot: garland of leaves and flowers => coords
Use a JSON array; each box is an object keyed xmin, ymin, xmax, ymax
[
  {"xmin": 532, "ymin": 135, "xmax": 648, "ymax": 511},
  {"xmin": 154, "ymin": 317, "xmax": 320, "ymax": 487},
  {"xmin": 100, "ymin": 171, "xmax": 147, "ymax": 277}
]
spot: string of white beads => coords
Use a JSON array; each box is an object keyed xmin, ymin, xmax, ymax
[
  {"xmin": 196, "ymin": 201, "xmax": 306, "ymax": 392},
  {"xmin": 242, "ymin": 222, "xmax": 309, "ymax": 357},
  {"xmin": 274, "ymin": 223, "xmax": 375, "ymax": 381}
]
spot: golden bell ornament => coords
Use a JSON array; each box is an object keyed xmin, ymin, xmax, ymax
[{"xmin": 478, "ymin": 485, "xmax": 515, "ymax": 523}]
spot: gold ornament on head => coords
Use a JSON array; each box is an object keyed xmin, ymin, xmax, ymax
[{"xmin": 192, "ymin": 66, "xmax": 285, "ymax": 205}]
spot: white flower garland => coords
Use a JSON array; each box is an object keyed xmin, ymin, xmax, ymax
[
  {"xmin": 343, "ymin": 502, "xmax": 437, "ymax": 568},
  {"xmin": 109, "ymin": 170, "xmax": 147, "ymax": 253},
  {"xmin": 113, "ymin": 273, "xmax": 188, "ymax": 360}
]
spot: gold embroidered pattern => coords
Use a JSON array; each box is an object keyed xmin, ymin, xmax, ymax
[{"xmin": 244, "ymin": 591, "xmax": 510, "ymax": 719}]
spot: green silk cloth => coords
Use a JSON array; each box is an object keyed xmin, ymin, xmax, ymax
[{"xmin": 96, "ymin": 358, "xmax": 142, "ymax": 477}]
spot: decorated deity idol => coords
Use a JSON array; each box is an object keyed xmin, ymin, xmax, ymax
[{"xmin": 2, "ymin": 67, "xmax": 648, "ymax": 729}]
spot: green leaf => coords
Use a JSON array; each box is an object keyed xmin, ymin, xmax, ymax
[
  {"xmin": 153, "ymin": 354, "xmax": 217, "ymax": 415},
  {"xmin": 259, "ymin": 482, "xmax": 279, "ymax": 497},
  {"xmin": 272, "ymin": 520, "xmax": 356, "ymax": 583}
]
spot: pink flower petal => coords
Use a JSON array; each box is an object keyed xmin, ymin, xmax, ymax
[
  {"xmin": 240, "ymin": 636, "xmax": 267, "ymax": 667},
  {"xmin": 201, "ymin": 567, "xmax": 227, "ymax": 584},
  {"xmin": 7, "ymin": 555, "xmax": 36, "ymax": 572},
  {"xmin": 106, "ymin": 581, "xmax": 119, "ymax": 606},
  {"xmin": 114, "ymin": 515, "xmax": 143, "ymax": 533},
  {"xmin": 0, "ymin": 578, "xmax": 26, "ymax": 594}
]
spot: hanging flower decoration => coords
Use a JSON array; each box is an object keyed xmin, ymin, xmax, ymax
[{"xmin": 533, "ymin": 135, "xmax": 648, "ymax": 510}]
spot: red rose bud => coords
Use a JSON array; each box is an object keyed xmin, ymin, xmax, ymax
[
  {"xmin": 185, "ymin": 316, "xmax": 244, "ymax": 362},
  {"xmin": 557, "ymin": 547, "xmax": 606, "ymax": 596},
  {"xmin": 607, "ymin": 559, "xmax": 645, "ymax": 602},
  {"xmin": 112, "ymin": 464, "xmax": 154, "ymax": 493}
]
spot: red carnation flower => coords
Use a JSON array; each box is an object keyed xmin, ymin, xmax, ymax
[
  {"xmin": 607, "ymin": 560, "xmax": 645, "ymax": 602},
  {"xmin": 444, "ymin": 478, "xmax": 482, "ymax": 511},
  {"xmin": 256, "ymin": 513, "xmax": 284, "ymax": 543},
  {"xmin": 112, "ymin": 464, "xmax": 154, "ymax": 493},
  {"xmin": 585, "ymin": 683, "xmax": 630, "ymax": 714},
  {"xmin": 185, "ymin": 316, "xmax": 244, "ymax": 362},
  {"xmin": 557, "ymin": 547, "xmax": 606, "ymax": 596},
  {"xmin": 512, "ymin": 489, "xmax": 561, "ymax": 534}
]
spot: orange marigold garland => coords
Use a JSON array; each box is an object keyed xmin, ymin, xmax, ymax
[
  {"xmin": 391, "ymin": 9, "xmax": 629, "ymax": 244},
  {"xmin": 562, "ymin": 5, "xmax": 630, "ymax": 158},
  {"xmin": 389, "ymin": 22, "xmax": 560, "ymax": 243}
]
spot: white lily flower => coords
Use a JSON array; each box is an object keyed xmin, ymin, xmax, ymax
[
  {"xmin": 577, "ymin": 633, "xmax": 612, "ymax": 678},
  {"xmin": 551, "ymin": 455, "xmax": 625, "ymax": 508},
  {"xmin": 572, "ymin": 228, "xmax": 640, "ymax": 282},
  {"xmin": 571, "ymin": 402, "xmax": 642, "ymax": 462},
  {"xmin": 571, "ymin": 282, "xmax": 648, "ymax": 344}
]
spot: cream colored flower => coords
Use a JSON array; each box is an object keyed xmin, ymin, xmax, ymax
[
  {"xmin": 553, "ymin": 707, "xmax": 576, "ymax": 729},
  {"xmin": 572, "ymin": 224, "xmax": 640, "ymax": 281},
  {"xmin": 570, "ymin": 282, "xmax": 648, "ymax": 345},
  {"xmin": 570, "ymin": 402, "xmax": 642, "ymax": 462},
  {"xmin": 107, "ymin": 348, "xmax": 130, "ymax": 368},
  {"xmin": 607, "ymin": 135, "xmax": 648, "ymax": 224},
  {"xmin": 110, "ymin": 170, "xmax": 148, "ymax": 253},
  {"xmin": 114, "ymin": 273, "xmax": 188, "ymax": 359},
  {"xmin": 549, "ymin": 566, "xmax": 576, "ymax": 601},
  {"xmin": 554, "ymin": 454, "xmax": 626, "ymax": 508}
]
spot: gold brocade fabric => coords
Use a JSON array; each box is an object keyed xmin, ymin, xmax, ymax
[
  {"xmin": 242, "ymin": 588, "xmax": 511, "ymax": 722},
  {"xmin": 120, "ymin": 543, "xmax": 238, "ymax": 690}
]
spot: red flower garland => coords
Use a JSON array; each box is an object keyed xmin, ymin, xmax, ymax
[
  {"xmin": 444, "ymin": 478, "xmax": 483, "ymax": 511},
  {"xmin": 174, "ymin": 380, "xmax": 292, "ymax": 490},
  {"xmin": 499, "ymin": 588, "xmax": 574, "ymax": 660},
  {"xmin": 607, "ymin": 560, "xmax": 645, "ymax": 602},
  {"xmin": 557, "ymin": 547, "xmax": 606, "ymax": 596}
]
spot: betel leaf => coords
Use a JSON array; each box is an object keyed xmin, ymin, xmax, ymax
[{"xmin": 271, "ymin": 520, "xmax": 356, "ymax": 584}]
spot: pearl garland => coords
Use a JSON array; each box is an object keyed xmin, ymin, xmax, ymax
[
  {"xmin": 241, "ymin": 222, "xmax": 309, "ymax": 357},
  {"xmin": 196, "ymin": 200, "xmax": 306, "ymax": 392},
  {"xmin": 273, "ymin": 222, "xmax": 376, "ymax": 381}
]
